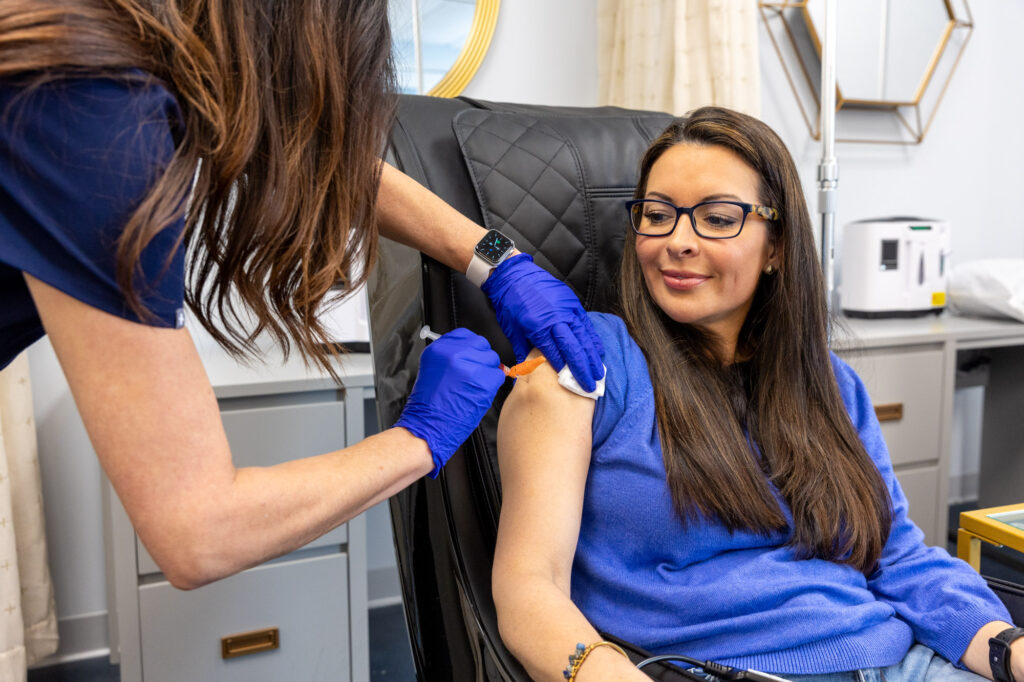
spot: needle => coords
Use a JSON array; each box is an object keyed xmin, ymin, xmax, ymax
[{"xmin": 418, "ymin": 325, "xmax": 546, "ymax": 378}]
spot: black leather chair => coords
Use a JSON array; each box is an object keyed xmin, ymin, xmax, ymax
[{"xmin": 366, "ymin": 94, "xmax": 1024, "ymax": 681}]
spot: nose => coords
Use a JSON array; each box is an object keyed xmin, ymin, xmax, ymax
[{"xmin": 664, "ymin": 215, "xmax": 700, "ymax": 257}]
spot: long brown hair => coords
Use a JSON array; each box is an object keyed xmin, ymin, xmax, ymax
[
  {"xmin": 0, "ymin": 0, "xmax": 396, "ymax": 377},
  {"xmin": 619, "ymin": 107, "xmax": 891, "ymax": 573}
]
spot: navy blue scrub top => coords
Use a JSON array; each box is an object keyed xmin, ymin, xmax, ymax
[{"xmin": 0, "ymin": 73, "xmax": 186, "ymax": 370}]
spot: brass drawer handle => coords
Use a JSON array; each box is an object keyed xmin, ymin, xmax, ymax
[
  {"xmin": 874, "ymin": 403, "xmax": 904, "ymax": 422},
  {"xmin": 221, "ymin": 627, "xmax": 280, "ymax": 659}
]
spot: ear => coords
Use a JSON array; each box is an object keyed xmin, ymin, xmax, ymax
[{"xmin": 764, "ymin": 236, "xmax": 780, "ymax": 271}]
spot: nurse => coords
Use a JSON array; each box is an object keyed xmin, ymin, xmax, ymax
[{"xmin": 0, "ymin": 1, "xmax": 603, "ymax": 589}]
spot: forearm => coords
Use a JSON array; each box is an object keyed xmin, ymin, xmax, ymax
[
  {"xmin": 376, "ymin": 161, "xmax": 487, "ymax": 274},
  {"xmin": 962, "ymin": 621, "xmax": 1023, "ymax": 680},
  {"xmin": 494, "ymin": 574, "xmax": 646, "ymax": 682},
  {"xmin": 140, "ymin": 427, "xmax": 432, "ymax": 589}
]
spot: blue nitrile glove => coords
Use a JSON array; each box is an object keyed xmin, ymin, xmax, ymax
[
  {"xmin": 481, "ymin": 253, "xmax": 604, "ymax": 392},
  {"xmin": 394, "ymin": 328, "xmax": 505, "ymax": 478}
]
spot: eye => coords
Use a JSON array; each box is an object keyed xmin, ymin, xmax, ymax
[
  {"xmin": 644, "ymin": 208, "xmax": 673, "ymax": 224},
  {"xmin": 695, "ymin": 202, "xmax": 745, "ymax": 233},
  {"xmin": 703, "ymin": 212, "xmax": 740, "ymax": 228}
]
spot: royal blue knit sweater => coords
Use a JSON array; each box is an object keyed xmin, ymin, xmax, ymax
[{"xmin": 571, "ymin": 313, "xmax": 1010, "ymax": 674}]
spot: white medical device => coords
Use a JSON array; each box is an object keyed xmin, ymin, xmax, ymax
[{"xmin": 840, "ymin": 217, "xmax": 951, "ymax": 318}]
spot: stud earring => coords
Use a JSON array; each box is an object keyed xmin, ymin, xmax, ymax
[{"xmin": 764, "ymin": 264, "xmax": 775, "ymax": 275}]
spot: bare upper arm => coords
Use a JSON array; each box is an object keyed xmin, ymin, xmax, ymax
[
  {"xmin": 24, "ymin": 273, "xmax": 234, "ymax": 563},
  {"xmin": 494, "ymin": 350, "xmax": 596, "ymax": 594}
]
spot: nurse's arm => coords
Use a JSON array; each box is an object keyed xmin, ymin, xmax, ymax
[
  {"xmin": 375, "ymin": 161, "xmax": 512, "ymax": 273},
  {"xmin": 24, "ymin": 273, "xmax": 433, "ymax": 590},
  {"xmin": 492, "ymin": 351, "xmax": 645, "ymax": 681}
]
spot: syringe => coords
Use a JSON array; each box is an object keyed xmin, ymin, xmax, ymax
[
  {"xmin": 417, "ymin": 325, "xmax": 604, "ymax": 397},
  {"xmin": 419, "ymin": 325, "xmax": 537, "ymax": 377}
]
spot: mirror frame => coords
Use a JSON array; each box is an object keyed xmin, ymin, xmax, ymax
[
  {"xmin": 424, "ymin": 0, "xmax": 501, "ymax": 97},
  {"xmin": 759, "ymin": 0, "xmax": 974, "ymax": 144}
]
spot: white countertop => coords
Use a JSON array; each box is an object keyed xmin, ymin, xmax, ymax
[
  {"xmin": 834, "ymin": 312, "xmax": 1024, "ymax": 351},
  {"xmin": 195, "ymin": 336, "xmax": 375, "ymax": 399}
]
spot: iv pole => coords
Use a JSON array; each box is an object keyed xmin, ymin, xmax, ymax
[{"xmin": 818, "ymin": 0, "xmax": 838, "ymax": 314}]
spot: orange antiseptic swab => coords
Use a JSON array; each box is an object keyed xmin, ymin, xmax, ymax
[{"xmin": 502, "ymin": 356, "xmax": 547, "ymax": 378}]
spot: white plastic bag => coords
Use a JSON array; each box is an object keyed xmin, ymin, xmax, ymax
[{"xmin": 948, "ymin": 259, "xmax": 1024, "ymax": 322}]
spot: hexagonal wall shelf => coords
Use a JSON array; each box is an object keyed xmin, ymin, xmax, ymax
[{"xmin": 760, "ymin": 0, "xmax": 973, "ymax": 144}]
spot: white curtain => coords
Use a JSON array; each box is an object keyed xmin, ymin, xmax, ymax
[
  {"xmin": 0, "ymin": 354, "xmax": 58, "ymax": 681},
  {"xmin": 598, "ymin": 0, "xmax": 761, "ymax": 117}
]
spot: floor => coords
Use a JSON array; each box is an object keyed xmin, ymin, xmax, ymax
[{"xmin": 27, "ymin": 505, "xmax": 1024, "ymax": 682}]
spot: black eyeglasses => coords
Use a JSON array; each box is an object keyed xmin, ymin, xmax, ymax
[{"xmin": 625, "ymin": 199, "xmax": 779, "ymax": 239}]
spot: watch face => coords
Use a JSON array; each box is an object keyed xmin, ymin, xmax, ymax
[{"xmin": 475, "ymin": 230, "xmax": 514, "ymax": 264}]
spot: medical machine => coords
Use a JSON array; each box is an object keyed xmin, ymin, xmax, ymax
[{"xmin": 840, "ymin": 217, "xmax": 951, "ymax": 318}]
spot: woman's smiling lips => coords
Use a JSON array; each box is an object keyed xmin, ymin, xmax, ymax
[{"xmin": 661, "ymin": 269, "xmax": 710, "ymax": 290}]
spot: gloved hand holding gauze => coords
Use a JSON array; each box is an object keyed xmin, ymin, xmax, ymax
[
  {"xmin": 481, "ymin": 253, "xmax": 605, "ymax": 393},
  {"xmin": 395, "ymin": 328, "xmax": 505, "ymax": 478}
]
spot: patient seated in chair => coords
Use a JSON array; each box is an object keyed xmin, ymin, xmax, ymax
[{"xmin": 492, "ymin": 107, "xmax": 1018, "ymax": 682}]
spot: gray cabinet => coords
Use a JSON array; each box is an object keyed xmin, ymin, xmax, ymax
[
  {"xmin": 837, "ymin": 345, "xmax": 947, "ymax": 546},
  {"xmin": 103, "ymin": 352, "xmax": 375, "ymax": 682}
]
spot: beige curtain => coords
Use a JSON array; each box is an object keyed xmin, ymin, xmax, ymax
[
  {"xmin": 0, "ymin": 354, "xmax": 58, "ymax": 681},
  {"xmin": 598, "ymin": 0, "xmax": 761, "ymax": 116}
]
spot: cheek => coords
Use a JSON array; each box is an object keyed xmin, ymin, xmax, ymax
[
  {"xmin": 710, "ymin": 249, "xmax": 764, "ymax": 298},
  {"xmin": 634, "ymin": 239, "xmax": 659, "ymax": 273}
]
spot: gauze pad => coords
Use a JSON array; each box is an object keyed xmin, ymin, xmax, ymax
[{"xmin": 557, "ymin": 364, "xmax": 606, "ymax": 400}]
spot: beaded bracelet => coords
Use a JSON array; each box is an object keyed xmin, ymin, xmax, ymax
[{"xmin": 563, "ymin": 640, "xmax": 630, "ymax": 680}]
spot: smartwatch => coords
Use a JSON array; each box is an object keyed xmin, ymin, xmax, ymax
[
  {"xmin": 466, "ymin": 229, "xmax": 515, "ymax": 287},
  {"xmin": 990, "ymin": 627, "xmax": 1024, "ymax": 682}
]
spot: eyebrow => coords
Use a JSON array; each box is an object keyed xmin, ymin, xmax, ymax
[{"xmin": 646, "ymin": 190, "xmax": 747, "ymax": 203}]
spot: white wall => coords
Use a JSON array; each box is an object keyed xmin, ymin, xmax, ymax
[
  {"xmin": 461, "ymin": 0, "xmax": 599, "ymax": 106},
  {"xmin": 28, "ymin": 0, "xmax": 1020, "ymax": 661},
  {"xmin": 758, "ymin": 1, "xmax": 1024, "ymax": 264}
]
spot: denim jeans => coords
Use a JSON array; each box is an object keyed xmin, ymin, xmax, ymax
[{"xmin": 690, "ymin": 645, "xmax": 986, "ymax": 682}]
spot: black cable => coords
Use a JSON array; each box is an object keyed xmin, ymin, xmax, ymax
[
  {"xmin": 636, "ymin": 653, "xmax": 704, "ymax": 670},
  {"xmin": 635, "ymin": 654, "xmax": 793, "ymax": 682}
]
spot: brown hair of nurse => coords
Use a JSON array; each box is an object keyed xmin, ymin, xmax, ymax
[{"xmin": 1, "ymin": 0, "xmax": 396, "ymax": 378}]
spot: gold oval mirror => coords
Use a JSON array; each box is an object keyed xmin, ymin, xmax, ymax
[{"xmin": 389, "ymin": 0, "xmax": 501, "ymax": 97}]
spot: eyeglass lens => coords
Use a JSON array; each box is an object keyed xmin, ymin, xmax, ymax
[{"xmin": 630, "ymin": 200, "xmax": 747, "ymax": 238}]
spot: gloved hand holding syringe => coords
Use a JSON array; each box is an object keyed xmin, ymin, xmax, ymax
[
  {"xmin": 419, "ymin": 326, "xmax": 545, "ymax": 378},
  {"xmin": 419, "ymin": 325, "xmax": 605, "ymax": 396}
]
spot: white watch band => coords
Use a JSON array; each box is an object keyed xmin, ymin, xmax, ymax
[{"xmin": 466, "ymin": 253, "xmax": 496, "ymax": 288}]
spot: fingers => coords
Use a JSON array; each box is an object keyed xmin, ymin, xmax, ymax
[
  {"xmin": 574, "ymin": 313, "xmax": 605, "ymax": 378},
  {"xmin": 555, "ymin": 319, "xmax": 608, "ymax": 393},
  {"xmin": 555, "ymin": 322, "xmax": 597, "ymax": 392},
  {"xmin": 398, "ymin": 327, "xmax": 505, "ymax": 476}
]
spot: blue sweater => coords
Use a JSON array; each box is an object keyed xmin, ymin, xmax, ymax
[{"xmin": 571, "ymin": 312, "xmax": 1010, "ymax": 674}]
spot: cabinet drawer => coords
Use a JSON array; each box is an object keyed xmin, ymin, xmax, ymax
[
  {"xmin": 137, "ymin": 402, "xmax": 348, "ymax": 575},
  {"xmin": 837, "ymin": 348, "xmax": 943, "ymax": 467},
  {"xmin": 892, "ymin": 465, "xmax": 940, "ymax": 547},
  {"xmin": 139, "ymin": 552, "xmax": 350, "ymax": 682}
]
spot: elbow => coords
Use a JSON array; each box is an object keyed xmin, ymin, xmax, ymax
[
  {"xmin": 140, "ymin": 526, "xmax": 238, "ymax": 591},
  {"xmin": 150, "ymin": 542, "xmax": 225, "ymax": 591},
  {"xmin": 492, "ymin": 567, "xmax": 515, "ymax": 647},
  {"xmin": 161, "ymin": 562, "xmax": 216, "ymax": 591},
  {"xmin": 492, "ymin": 565, "xmax": 533, "ymax": 660}
]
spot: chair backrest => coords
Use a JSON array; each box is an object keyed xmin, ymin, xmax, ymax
[
  {"xmin": 988, "ymin": 577, "xmax": 1024, "ymax": 625},
  {"xmin": 368, "ymin": 94, "xmax": 671, "ymax": 680}
]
